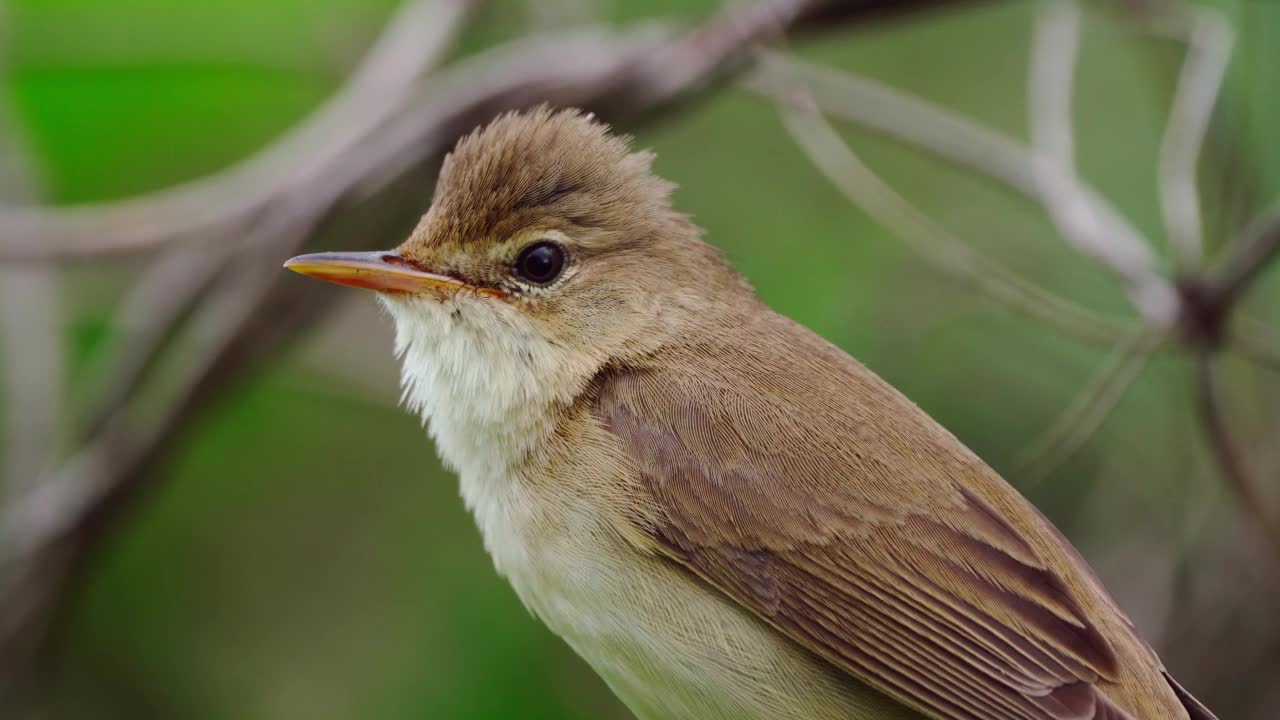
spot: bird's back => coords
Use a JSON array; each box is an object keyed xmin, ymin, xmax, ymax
[{"xmin": 592, "ymin": 299, "xmax": 1207, "ymax": 720}]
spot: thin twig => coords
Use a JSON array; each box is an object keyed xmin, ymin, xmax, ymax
[
  {"xmin": 766, "ymin": 81, "xmax": 1136, "ymax": 346},
  {"xmin": 1232, "ymin": 332, "xmax": 1280, "ymax": 374},
  {"xmin": 1157, "ymin": 6, "xmax": 1233, "ymax": 270},
  {"xmin": 1194, "ymin": 351, "xmax": 1280, "ymax": 564},
  {"xmin": 75, "ymin": 244, "xmax": 228, "ymax": 439},
  {"xmin": 1231, "ymin": 312, "xmax": 1280, "ymax": 374},
  {"xmin": 1028, "ymin": 0, "xmax": 1175, "ymax": 327},
  {"xmin": 1015, "ymin": 327, "xmax": 1163, "ymax": 483},
  {"xmin": 1213, "ymin": 203, "xmax": 1280, "ymax": 311}
]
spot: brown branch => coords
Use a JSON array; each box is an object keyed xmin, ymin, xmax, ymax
[
  {"xmin": 1231, "ymin": 322, "xmax": 1280, "ymax": 374},
  {"xmin": 1015, "ymin": 328, "xmax": 1163, "ymax": 483},
  {"xmin": 1213, "ymin": 205, "xmax": 1280, "ymax": 311},
  {"xmin": 791, "ymin": 0, "xmax": 992, "ymax": 32},
  {"xmin": 1193, "ymin": 351, "xmax": 1280, "ymax": 564}
]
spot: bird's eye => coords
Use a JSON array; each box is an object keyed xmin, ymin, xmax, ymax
[{"xmin": 513, "ymin": 240, "xmax": 566, "ymax": 285}]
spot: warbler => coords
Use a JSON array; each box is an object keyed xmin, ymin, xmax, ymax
[{"xmin": 285, "ymin": 107, "xmax": 1215, "ymax": 720}]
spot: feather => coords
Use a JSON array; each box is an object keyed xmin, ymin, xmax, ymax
[{"xmin": 594, "ymin": 306, "xmax": 1205, "ymax": 720}]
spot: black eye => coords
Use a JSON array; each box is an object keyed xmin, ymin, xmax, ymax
[{"xmin": 514, "ymin": 240, "xmax": 566, "ymax": 285}]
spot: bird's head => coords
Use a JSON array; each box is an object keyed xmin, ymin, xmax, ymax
[{"xmin": 286, "ymin": 107, "xmax": 745, "ymax": 426}]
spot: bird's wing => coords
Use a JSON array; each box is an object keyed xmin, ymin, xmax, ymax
[{"xmin": 592, "ymin": 315, "xmax": 1186, "ymax": 720}]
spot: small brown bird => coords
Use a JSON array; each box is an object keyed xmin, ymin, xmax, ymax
[{"xmin": 285, "ymin": 107, "xmax": 1216, "ymax": 720}]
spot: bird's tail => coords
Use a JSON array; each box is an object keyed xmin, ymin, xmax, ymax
[{"xmin": 1163, "ymin": 673, "xmax": 1218, "ymax": 720}]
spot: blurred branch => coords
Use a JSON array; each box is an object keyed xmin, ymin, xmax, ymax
[
  {"xmin": 68, "ymin": 0, "xmax": 476, "ymax": 442},
  {"xmin": 1157, "ymin": 5, "xmax": 1232, "ymax": 271},
  {"xmin": 746, "ymin": 55, "xmax": 1057, "ymax": 200},
  {"xmin": 0, "ymin": 5, "xmax": 62, "ymax": 496},
  {"xmin": 0, "ymin": 0, "xmax": 475, "ymax": 261},
  {"xmin": 767, "ymin": 85, "xmax": 1136, "ymax": 346},
  {"xmin": 1015, "ymin": 328, "xmax": 1162, "ymax": 483},
  {"xmin": 1194, "ymin": 352, "xmax": 1280, "ymax": 564},
  {"xmin": 1212, "ymin": 204, "xmax": 1280, "ymax": 312},
  {"xmin": 77, "ymin": 245, "xmax": 227, "ymax": 439},
  {"xmin": 746, "ymin": 53, "xmax": 1177, "ymax": 326},
  {"xmin": 1028, "ymin": 0, "xmax": 1080, "ymax": 170},
  {"xmin": 790, "ymin": 0, "xmax": 989, "ymax": 32},
  {"xmin": 1231, "ymin": 320, "xmax": 1280, "ymax": 374},
  {"xmin": 1028, "ymin": 0, "xmax": 1175, "ymax": 327}
]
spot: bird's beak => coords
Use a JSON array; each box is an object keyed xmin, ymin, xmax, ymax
[{"xmin": 284, "ymin": 251, "xmax": 497, "ymax": 298}]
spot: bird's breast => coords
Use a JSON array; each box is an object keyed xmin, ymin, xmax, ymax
[
  {"xmin": 384, "ymin": 304, "xmax": 917, "ymax": 719},
  {"xmin": 469, "ymin": 479, "xmax": 917, "ymax": 720},
  {"xmin": 442, "ymin": 421, "xmax": 920, "ymax": 720}
]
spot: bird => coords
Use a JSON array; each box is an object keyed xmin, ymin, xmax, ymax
[{"xmin": 284, "ymin": 107, "xmax": 1217, "ymax": 720}]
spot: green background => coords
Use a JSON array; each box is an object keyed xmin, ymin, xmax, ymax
[{"xmin": 3, "ymin": 0, "xmax": 1278, "ymax": 718}]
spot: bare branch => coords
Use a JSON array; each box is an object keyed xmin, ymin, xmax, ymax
[
  {"xmin": 1213, "ymin": 203, "xmax": 1280, "ymax": 311},
  {"xmin": 61, "ymin": 0, "xmax": 483, "ymax": 439},
  {"xmin": 1231, "ymin": 317, "xmax": 1280, "ymax": 374},
  {"xmin": 790, "ymin": 0, "xmax": 982, "ymax": 32},
  {"xmin": 745, "ymin": 54, "xmax": 1043, "ymax": 194},
  {"xmin": 1194, "ymin": 351, "xmax": 1280, "ymax": 564},
  {"xmin": 746, "ymin": 52, "xmax": 1178, "ymax": 327},
  {"xmin": 1028, "ymin": 0, "xmax": 1081, "ymax": 169},
  {"xmin": 1028, "ymin": 1, "xmax": 1175, "ymax": 327},
  {"xmin": 1157, "ymin": 6, "xmax": 1233, "ymax": 270},
  {"xmin": 77, "ymin": 244, "xmax": 232, "ymax": 439},
  {"xmin": 1232, "ymin": 333, "xmax": 1280, "ymax": 374},
  {"xmin": 0, "ymin": 5, "xmax": 62, "ymax": 495},
  {"xmin": 0, "ymin": 269, "xmax": 62, "ymax": 491},
  {"xmin": 0, "ymin": 0, "xmax": 476, "ymax": 261},
  {"xmin": 764, "ymin": 73, "xmax": 1136, "ymax": 346},
  {"xmin": 1221, "ymin": 307, "xmax": 1280, "ymax": 375},
  {"xmin": 1015, "ymin": 327, "xmax": 1162, "ymax": 483}
]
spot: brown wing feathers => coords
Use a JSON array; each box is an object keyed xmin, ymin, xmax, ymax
[{"xmin": 593, "ymin": 314, "xmax": 1196, "ymax": 720}]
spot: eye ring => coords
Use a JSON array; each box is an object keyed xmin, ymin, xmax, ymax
[{"xmin": 513, "ymin": 240, "xmax": 567, "ymax": 286}]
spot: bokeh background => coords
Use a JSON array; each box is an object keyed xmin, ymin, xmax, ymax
[{"xmin": 2, "ymin": 0, "xmax": 1278, "ymax": 718}]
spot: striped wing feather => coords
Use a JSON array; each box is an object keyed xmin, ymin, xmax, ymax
[{"xmin": 593, "ymin": 311, "xmax": 1199, "ymax": 720}]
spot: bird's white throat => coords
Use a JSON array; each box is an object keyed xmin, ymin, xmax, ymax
[{"xmin": 377, "ymin": 293, "xmax": 586, "ymax": 574}]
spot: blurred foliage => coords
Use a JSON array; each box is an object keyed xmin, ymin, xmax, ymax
[{"xmin": 2, "ymin": 0, "xmax": 1279, "ymax": 718}]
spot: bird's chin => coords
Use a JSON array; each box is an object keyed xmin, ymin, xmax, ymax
[
  {"xmin": 375, "ymin": 287, "xmax": 521, "ymax": 339},
  {"xmin": 375, "ymin": 290, "xmax": 455, "ymax": 324}
]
